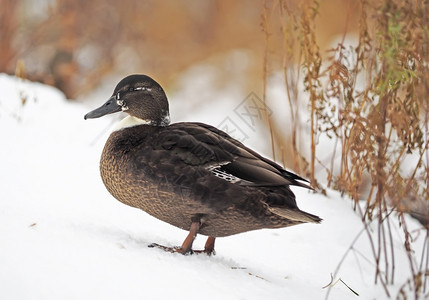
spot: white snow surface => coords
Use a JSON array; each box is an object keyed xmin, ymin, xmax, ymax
[{"xmin": 0, "ymin": 74, "xmax": 425, "ymax": 299}]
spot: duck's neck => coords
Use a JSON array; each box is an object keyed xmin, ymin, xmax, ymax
[{"xmin": 112, "ymin": 116, "xmax": 153, "ymax": 131}]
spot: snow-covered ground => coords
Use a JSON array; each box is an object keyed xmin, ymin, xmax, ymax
[{"xmin": 0, "ymin": 74, "xmax": 425, "ymax": 299}]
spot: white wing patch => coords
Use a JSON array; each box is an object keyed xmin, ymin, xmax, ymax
[{"xmin": 207, "ymin": 166, "xmax": 241, "ymax": 183}]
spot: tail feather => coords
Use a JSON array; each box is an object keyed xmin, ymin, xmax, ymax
[{"xmin": 268, "ymin": 206, "xmax": 322, "ymax": 223}]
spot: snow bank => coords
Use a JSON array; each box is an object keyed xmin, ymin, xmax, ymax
[{"xmin": 0, "ymin": 74, "xmax": 424, "ymax": 299}]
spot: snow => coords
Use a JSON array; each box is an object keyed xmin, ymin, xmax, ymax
[{"xmin": 0, "ymin": 73, "xmax": 425, "ymax": 299}]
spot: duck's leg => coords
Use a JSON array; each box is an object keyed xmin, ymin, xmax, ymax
[
  {"xmin": 194, "ymin": 236, "xmax": 216, "ymax": 255},
  {"xmin": 176, "ymin": 221, "xmax": 200, "ymax": 254},
  {"xmin": 148, "ymin": 221, "xmax": 200, "ymax": 255},
  {"xmin": 205, "ymin": 236, "xmax": 216, "ymax": 254}
]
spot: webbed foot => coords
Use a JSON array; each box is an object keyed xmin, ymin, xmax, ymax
[{"xmin": 147, "ymin": 222, "xmax": 216, "ymax": 256}]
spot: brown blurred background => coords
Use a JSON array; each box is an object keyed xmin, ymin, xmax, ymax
[{"xmin": 1, "ymin": 0, "xmax": 358, "ymax": 99}]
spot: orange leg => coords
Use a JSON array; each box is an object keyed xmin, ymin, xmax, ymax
[
  {"xmin": 202, "ymin": 236, "xmax": 216, "ymax": 255},
  {"xmin": 149, "ymin": 222, "xmax": 215, "ymax": 255},
  {"xmin": 176, "ymin": 221, "xmax": 200, "ymax": 254}
]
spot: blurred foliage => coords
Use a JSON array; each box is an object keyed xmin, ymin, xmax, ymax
[
  {"xmin": 1, "ymin": 0, "xmax": 356, "ymax": 98},
  {"xmin": 1, "ymin": 0, "xmax": 262, "ymax": 98}
]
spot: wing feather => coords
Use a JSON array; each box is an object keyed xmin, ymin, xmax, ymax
[{"xmin": 156, "ymin": 122, "xmax": 312, "ymax": 189}]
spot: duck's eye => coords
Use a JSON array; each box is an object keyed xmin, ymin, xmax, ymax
[
  {"xmin": 117, "ymin": 99, "xmax": 128, "ymax": 111},
  {"xmin": 116, "ymin": 92, "xmax": 121, "ymax": 100},
  {"xmin": 129, "ymin": 87, "xmax": 134, "ymax": 92}
]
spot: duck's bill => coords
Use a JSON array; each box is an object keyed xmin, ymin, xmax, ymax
[{"xmin": 84, "ymin": 96, "xmax": 121, "ymax": 120}]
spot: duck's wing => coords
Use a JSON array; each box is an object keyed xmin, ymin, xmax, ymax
[{"xmin": 158, "ymin": 122, "xmax": 312, "ymax": 189}]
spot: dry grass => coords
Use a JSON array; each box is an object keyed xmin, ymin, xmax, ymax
[{"xmin": 262, "ymin": 0, "xmax": 429, "ymax": 298}]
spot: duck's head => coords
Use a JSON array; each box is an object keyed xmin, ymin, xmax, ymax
[{"xmin": 84, "ymin": 74, "xmax": 170, "ymax": 126}]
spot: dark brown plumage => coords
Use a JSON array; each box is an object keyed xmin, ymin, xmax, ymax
[{"xmin": 85, "ymin": 74, "xmax": 321, "ymax": 255}]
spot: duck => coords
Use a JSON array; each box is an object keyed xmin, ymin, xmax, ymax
[{"xmin": 84, "ymin": 74, "xmax": 321, "ymax": 255}]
